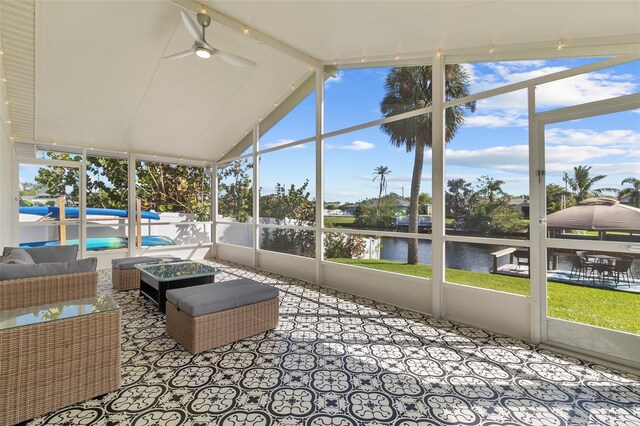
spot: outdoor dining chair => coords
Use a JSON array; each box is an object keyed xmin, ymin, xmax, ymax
[
  {"xmin": 569, "ymin": 253, "xmax": 592, "ymax": 281},
  {"xmin": 612, "ymin": 257, "xmax": 635, "ymax": 287}
]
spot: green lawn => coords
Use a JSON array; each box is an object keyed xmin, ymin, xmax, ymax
[
  {"xmin": 324, "ymin": 216, "xmax": 356, "ymax": 228},
  {"xmin": 329, "ymin": 258, "xmax": 640, "ymax": 334}
]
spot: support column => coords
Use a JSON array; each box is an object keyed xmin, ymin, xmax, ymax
[
  {"xmin": 431, "ymin": 53, "xmax": 446, "ymax": 318},
  {"xmin": 253, "ymin": 125, "xmax": 260, "ymax": 268},
  {"xmin": 79, "ymin": 153, "xmax": 87, "ymax": 259},
  {"xmin": 528, "ymin": 85, "xmax": 543, "ymax": 343},
  {"xmin": 315, "ymin": 67, "xmax": 325, "ymax": 285},
  {"xmin": 127, "ymin": 153, "xmax": 136, "ymax": 256},
  {"xmin": 211, "ymin": 162, "xmax": 218, "ymax": 258}
]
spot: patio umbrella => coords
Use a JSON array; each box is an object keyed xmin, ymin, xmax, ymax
[{"xmin": 547, "ymin": 198, "xmax": 640, "ymax": 232}]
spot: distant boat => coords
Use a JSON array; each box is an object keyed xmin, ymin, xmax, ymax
[{"xmin": 394, "ymin": 215, "xmax": 432, "ymax": 232}]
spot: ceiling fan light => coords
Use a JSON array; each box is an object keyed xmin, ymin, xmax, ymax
[{"xmin": 195, "ymin": 47, "xmax": 211, "ymax": 59}]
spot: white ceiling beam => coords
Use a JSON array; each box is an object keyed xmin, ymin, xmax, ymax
[{"xmin": 167, "ymin": 0, "xmax": 321, "ymax": 68}]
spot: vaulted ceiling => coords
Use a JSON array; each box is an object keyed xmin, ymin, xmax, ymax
[{"xmin": 1, "ymin": 0, "xmax": 638, "ymax": 162}]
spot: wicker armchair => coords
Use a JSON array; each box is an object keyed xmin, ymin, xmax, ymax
[{"xmin": 0, "ymin": 246, "xmax": 98, "ymax": 310}]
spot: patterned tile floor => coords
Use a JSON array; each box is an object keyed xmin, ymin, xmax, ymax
[{"xmin": 27, "ymin": 259, "xmax": 640, "ymax": 425}]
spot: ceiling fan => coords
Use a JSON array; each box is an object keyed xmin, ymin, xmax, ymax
[{"xmin": 164, "ymin": 10, "xmax": 256, "ymax": 67}]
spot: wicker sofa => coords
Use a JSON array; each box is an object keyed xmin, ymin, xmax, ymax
[{"xmin": 0, "ymin": 245, "xmax": 97, "ymax": 310}]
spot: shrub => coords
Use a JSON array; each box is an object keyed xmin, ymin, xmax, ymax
[{"xmin": 325, "ymin": 232, "xmax": 366, "ymax": 259}]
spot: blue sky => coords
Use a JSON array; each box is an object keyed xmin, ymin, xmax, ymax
[{"xmin": 258, "ymin": 58, "xmax": 639, "ymax": 203}]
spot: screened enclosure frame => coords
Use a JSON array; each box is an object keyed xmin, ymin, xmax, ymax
[{"xmin": 213, "ymin": 48, "xmax": 640, "ymax": 366}]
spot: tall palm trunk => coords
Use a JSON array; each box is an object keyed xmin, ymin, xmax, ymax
[{"xmin": 408, "ymin": 139, "xmax": 425, "ymax": 264}]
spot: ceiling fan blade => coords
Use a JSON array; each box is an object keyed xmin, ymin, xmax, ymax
[
  {"xmin": 180, "ymin": 10, "xmax": 204, "ymax": 43},
  {"xmin": 163, "ymin": 49, "xmax": 195, "ymax": 60},
  {"xmin": 215, "ymin": 50, "xmax": 257, "ymax": 67}
]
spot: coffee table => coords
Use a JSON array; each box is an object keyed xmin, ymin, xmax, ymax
[
  {"xmin": 136, "ymin": 260, "xmax": 221, "ymax": 312},
  {"xmin": 0, "ymin": 296, "xmax": 121, "ymax": 425}
]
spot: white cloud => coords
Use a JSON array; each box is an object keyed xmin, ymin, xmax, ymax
[
  {"xmin": 465, "ymin": 113, "xmax": 528, "ymax": 128},
  {"xmin": 264, "ymin": 139, "xmax": 305, "ymax": 149},
  {"xmin": 536, "ymin": 72, "xmax": 636, "ymax": 109},
  {"xmin": 445, "ymin": 145, "xmax": 529, "ymax": 172},
  {"xmin": 443, "ymin": 141, "xmax": 633, "ymax": 175},
  {"xmin": 338, "ymin": 140, "xmax": 375, "ymax": 151},
  {"xmin": 466, "ymin": 61, "xmax": 638, "ymax": 121},
  {"xmin": 545, "ymin": 161, "xmax": 640, "ymax": 176},
  {"xmin": 546, "ymin": 128, "xmax": 640, "ymax": 147},
  {"xmin": 545, "ymin": 145, "xmax": 627, "ymax": 165}
]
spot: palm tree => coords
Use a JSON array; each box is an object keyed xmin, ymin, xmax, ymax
[
  {"xmin": 476, "ymin": 176, "xmax": 506, "ymax": 204},
  {"xmin": 567, "ymin": 165, "xmax": 614, "ymax": 203},
  {"xmin": 380, "ymin": 65, "xmax": 475, "ymax": 264},
  {"xmin": 372, "ymin": 166, "xmax": 391, "ymax": 215},
  {"xmin": 619, "ymin": 177, "xmax": 640, "ymax": 207}
]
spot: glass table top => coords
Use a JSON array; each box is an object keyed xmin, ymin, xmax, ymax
[
  {"xmin": 135, "ymin": 260, "xmax": 221, "ymax": 281},
  {"xmin": 0, "ymin": 295, "xmax": 119, "ymax": 331}
]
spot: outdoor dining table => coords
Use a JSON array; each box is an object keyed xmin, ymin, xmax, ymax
[
  {"xmin": 585, "ymin": 254, "xmax": 621, "ymax": 282},
  {"xmin": 586, "ymin": 254, "xmax": 620, "ymax": 262}
]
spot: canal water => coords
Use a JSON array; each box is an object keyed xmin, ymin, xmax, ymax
[
  {"xmin": 377, "ymin": 237, "xmax": 502, "ymax": 272},
  {"xmin": 377, "ymin": 237, "xmax": 640, "ymax": 276}
]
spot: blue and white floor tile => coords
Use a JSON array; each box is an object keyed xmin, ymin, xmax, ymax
[{"xmin": 26, "ymin": 259, "xmax": 640, "ymax": 425}]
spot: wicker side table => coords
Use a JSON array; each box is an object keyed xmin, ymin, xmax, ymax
[{"xmin": 0, "ymin": 296, "xmax": 121, "ymax": 425}]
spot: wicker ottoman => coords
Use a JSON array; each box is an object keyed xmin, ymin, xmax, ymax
[
  {"xmin": 111, "ymin": 256, "xmax": 177, "ymax": 291},
  {"xmin": 165, "ymin": 279, "xmax": 279, "ymax": 354}
]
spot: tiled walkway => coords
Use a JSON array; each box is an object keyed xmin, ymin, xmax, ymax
[{"xmin": 28, "ymin": 259, "xmax": 640, "ymax": 425}]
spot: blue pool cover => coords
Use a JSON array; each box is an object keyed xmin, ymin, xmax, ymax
[{"xmin": 20, "ymin": 235, "xmax": 176, "ymax": 251}]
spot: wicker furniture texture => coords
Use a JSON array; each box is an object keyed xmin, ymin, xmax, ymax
[
  {"xmin": 112, "ymin": 267, "xmax": 140, "ymax": 291},
  {"xmin": 0, "ymin": 271, "xmax": 97, "ymax": 310},
  {"xmin": 166, "ymin": 297, "xmax": 279, "ymax": 354},
  {"xmin": 0, "ymin": 297, "xmax": 121, "ymax": 425},
  {"xmin": 111, "ymin": 256, "xmax": 178, "ymax": 292}
]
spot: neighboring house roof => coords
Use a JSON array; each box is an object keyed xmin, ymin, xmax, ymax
[{"xmin": 508, "ymin": 198, "xmax": 529, "ymax": 206}]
